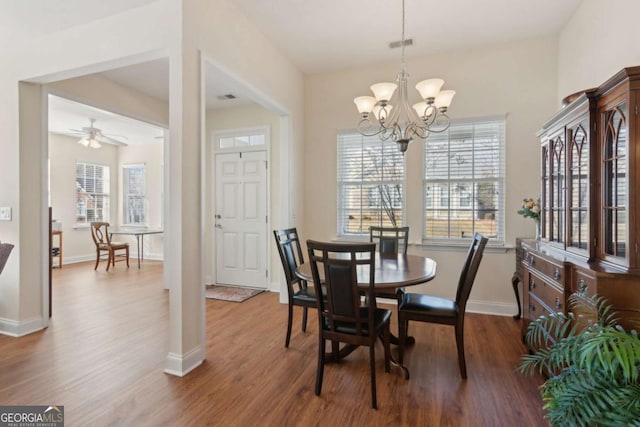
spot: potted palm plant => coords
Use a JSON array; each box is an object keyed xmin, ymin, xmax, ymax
[{"xmin": 520, "ymin": 292, "xmax": 640, "ymax": 427}]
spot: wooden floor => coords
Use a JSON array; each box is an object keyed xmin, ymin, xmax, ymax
[{"xmin": 0, "ymin": 261, "xmax": 548, "ymax": 426}]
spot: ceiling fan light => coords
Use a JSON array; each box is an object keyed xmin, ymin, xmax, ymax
[
  {"xmin": 78, "ymin": 137, "xmax": 90, "ymax": 147},
  {"xmin": 89, "ymin": 138, "xmax": 101, "ymax": 149}
]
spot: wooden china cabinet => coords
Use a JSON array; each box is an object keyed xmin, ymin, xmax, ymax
[{"xmin": 521, "ymin": 67, "xmax": 640, "ymax": 340}]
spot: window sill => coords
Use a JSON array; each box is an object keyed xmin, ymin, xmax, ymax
[{"xmin": 417, "ymin": 240, "xmax": 514, "ymax": 253}]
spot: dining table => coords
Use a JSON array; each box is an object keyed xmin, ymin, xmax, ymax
[
  {"xmin": 108, "ymin": 228, "xmax": 164, "ymax": 268},
  {"xmin": 295, "ymin": 252, "xmax": 437, "ymax": 379}
]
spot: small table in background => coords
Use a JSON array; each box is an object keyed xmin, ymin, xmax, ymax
[{"xmin": 109, "ymin": 228, "xmax": 163, "ymax": 268}]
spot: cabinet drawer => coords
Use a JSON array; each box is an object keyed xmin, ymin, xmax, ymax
[
  {"xmin": 527, "ymin": 293, "xmax": 553, "ymax": 320},
  {"xmin": 525, "ymin": 251, "xmax": 564, "ymax": 285},
  {"xmin": 572, "ymin": 269, "xmax": 596, "ymax": 295},
  {"xmin": 528, "ymin": 271, "xmax": 565, "ymax": 313}
]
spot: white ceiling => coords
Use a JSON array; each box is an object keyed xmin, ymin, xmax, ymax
[{"xmin": 2, "ymin": 0, "xmax": 584, "ymax": 141}]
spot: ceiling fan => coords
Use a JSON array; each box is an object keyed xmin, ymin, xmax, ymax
[{"xmin": 69, "ymin": 118, "xmax": 128, "ymax": 149}]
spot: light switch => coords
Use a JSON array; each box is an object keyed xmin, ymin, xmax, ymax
[{"xmin": 0, "ymin": 207, "xmax": 12, "ymax": 221}]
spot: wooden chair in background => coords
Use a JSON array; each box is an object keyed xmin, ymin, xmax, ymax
[
  {"xmin": 273, "ymin": 228, "xmax": 320, "ymax": 348},
  {"xmin": 398, "ymin": 233, "xmax": 488, "ymax": 379},
  {"xmin": 90, "ymin": 222, "xmax": 129, "ymax": 271},
  {"xmin": 307, "ymin": 240, "xmax": 391, "ymax": 409}
]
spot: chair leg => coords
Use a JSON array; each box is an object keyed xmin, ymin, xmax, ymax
[
  {"xmin": 369, "ymin": 343, "xmax": 377, "ymax": 409},
  {"xmin": 125, "ymin": 247, "xmax": 129, "ymax": 268},
  {"xmin": 106, "ymin": 250, "xmax": 111, "ymax": 271},
  {"xmin": 455, "ymin": 321, "xmax": 467, "ymax": 379},
  {"xmin": 398, "ymin": 316, "xmax": 408, "ymax": 365},
  {"xmin": 302, "ymin": 306, "xmax": 308, "ymax": 332},
  {"xmin": 315, "ymin": 336, "xmax": 325, "ymax": 396},
  {"xmin": 285, "ymin": 303, "xmax": 293, "ymax": 348},
  {"xmin": 94, "ymin": 250, "xmax": 100, "ymax": 270},
  {"xmin": 383, "ymin": 324, "xmax": 391, "ymax": 373}
]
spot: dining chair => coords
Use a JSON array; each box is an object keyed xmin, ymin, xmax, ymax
[
  {"xmin": 273, "ymin": 228, "xmax": 320, "ymax": 348},
  {"xmin": 90, "ymin": 222, "xmax": 130, "ymax": 271},
  {"xmin": 398, "ymin": 233, "xmax": 488, "ymax": 379},
  {"xmin": 307, "ymin": 240, "xmax": 391, "ymax": 409},
  {"xmin": 369, "ymin": 226, "xmax": 410, "ymax": 300}
]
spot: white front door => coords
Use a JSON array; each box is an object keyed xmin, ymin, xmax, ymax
[{"xmin": 215, "ymin": 151, "xmax": 268, "ymax": 288}]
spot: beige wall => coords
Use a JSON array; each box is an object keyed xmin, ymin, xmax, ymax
[
  {"xmin": 304, "ymin": 37, "xmax": 559, "ymax": 314},
  {"xmin": 558, "ymin": 0, "xmax": 640, "ymax": 103},
  {"xmin": 205, "ymin": 104, "xmax": 281, "ymax": 288}
]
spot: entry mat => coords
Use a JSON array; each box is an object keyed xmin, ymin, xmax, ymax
[{"xmin": 205, "ymin": 284, "xmax": 264, "ymax": 302}]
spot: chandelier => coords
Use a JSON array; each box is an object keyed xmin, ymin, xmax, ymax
[{"xmin": 353, "ymin": 0, "xmax": 455, "ymax": 154}]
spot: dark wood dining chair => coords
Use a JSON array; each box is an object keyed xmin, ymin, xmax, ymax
[
  {"xmin": 90, "ymin": 222, "xmax": 129, "ymax": 271},
  {"xmin": 307, "ymin": 240, "xmax": 391, "ymax": 409},
  {"xmin": 398, "ymin": 233, "xmax": 488, "ymax": 379},
  {"xmin": 369, "ymin": 226, "xmax": 410, "ymax": 301},
  {"xmin": 273, "ymin": 228, "xmax": 320, "ymax": 348}
]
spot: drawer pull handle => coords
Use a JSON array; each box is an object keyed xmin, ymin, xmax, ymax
[
  {"xmin": 555, "ymin": 297, "xmax": 562, "ymax": 309},
  {"xmin": 578, "ymin": 278, "xmax": 587, "ymax": 293},
  {"xmin": 529, "ymin": 303, "xmax": 535, "ymax": 312},
  {"xmin": 553, "ymin": 268, "xmax": 561, "ymax": 280},
  {"xmin": 528, "ymin": 255, "xmax": 535, "ymax": 266},
  {"xmin": 529, "ymin": 279, "xmax": 536, "ymax": 291}
]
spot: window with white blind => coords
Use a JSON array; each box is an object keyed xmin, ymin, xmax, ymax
[
  {"xmin": 76, "ymin": 162, "xmax": 110, "ymax": 224},
  {"xmin": 337, "ymin": 133, "xmax": 405, "ymax": 236},
  {"xmin": 123, "ymin": 164, "xmax": 146, "ymax": 226},
  {"xmin": 424, "ymin": 118, "xmax": 505, "ymax": 242}
]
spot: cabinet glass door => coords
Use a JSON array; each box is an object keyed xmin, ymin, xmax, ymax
[
  {"xmin": 549, "ymin": 134, "xmax": 565, "ymax": 244},
  {"xmin": 568, "ymin": 121, "xmax": 589, "ymax": 251},
  {"xmin": 601, "ymin": 102, "xmax": 627, "ymax": 261}
]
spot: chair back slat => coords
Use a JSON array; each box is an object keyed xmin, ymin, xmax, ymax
[
  {"xmin": 369, "ymin": 226, "xmax": 409, "ymax": 256},
  {"xmin": 455, "ymin": 233, "xmax": 488, "ymax": 312},
  {"xmin": 273, "ymin": 228, "xmax": 306, "ymax": 296},
  {"xmin": 91, "ymin": 222, "xmax": 111, "ymax": 246}
]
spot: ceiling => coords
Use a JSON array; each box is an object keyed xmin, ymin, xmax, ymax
[{"xmin": 1, "ymin": 0, "xmax": 584, "ymax": 142}]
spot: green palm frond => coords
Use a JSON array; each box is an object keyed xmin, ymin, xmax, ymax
[{"xmin": 520, "ymin": 293, "xmax": 640, "ymax": 427}]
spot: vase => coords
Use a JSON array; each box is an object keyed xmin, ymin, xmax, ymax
[{"xmin": 535, "ymin": 221, "xmax": 541, "ymax": 240}]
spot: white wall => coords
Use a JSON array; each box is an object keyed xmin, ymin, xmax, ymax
[
  {"xmin": 205, "ymin": 104, "xmax": 281, "ymax": 288},
  {"xmin": 304, "ymin": 37, "xmax": 559, "ymax": 314},
  {"xmin": 558, "ymin": 0, "xmax": 640, "ymax": 101}
]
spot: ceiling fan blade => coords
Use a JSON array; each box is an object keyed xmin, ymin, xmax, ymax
[{"xmin": 96, "ymin": 134, "xmax": 128, "ymax": 147}]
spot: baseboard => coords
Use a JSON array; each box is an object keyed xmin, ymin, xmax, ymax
[
  {"xmin": 467, "ymin": 300, "xmax": 520, "ymax": 317},
  {"xmin": 61, "ymin": 253, "xmax": 164, "ymax": 266},
  {"xmin": 164, "ymin": 345, "xmax": 204, "ymax": 377},
  {"xmin": 0, "ymin": 316, "xmax": 45, "ymax": 337}
]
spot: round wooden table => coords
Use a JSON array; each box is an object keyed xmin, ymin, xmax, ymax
[{"xmin": 295, "ymin": 253, "xmax": 437, "ymax": 289}]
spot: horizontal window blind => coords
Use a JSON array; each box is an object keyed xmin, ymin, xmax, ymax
[
  {"xmin": 76, "ymin": 162, "xmax": 110, "ymax": 224},
  {"xmin": 337, "ymin": 133, "xmax": 405, "ymax": 236},
  {"xmin": 424, "ymin": 118, "xmax": 505, "ymax": 242}
]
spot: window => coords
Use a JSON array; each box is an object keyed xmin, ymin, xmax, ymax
[
  {"xmin": 424, "ymin": 118, "xmax": 505, "ymax": 241},
  {"xmin": 76, "ymin": 162, "xmax": 110, "ymax": 224},
  {"xmin": 216, "ymin": 128, "xmax": 267, "ymax": 150},
  {"xmin": 123, "ymin": 164, "xmax": 146, "ymax": 225},
  {"xmin": 337, "ymin": 132, "xmax": 405, "ymax": 236}
]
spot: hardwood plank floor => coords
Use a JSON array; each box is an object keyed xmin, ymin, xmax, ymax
[{"xmin": 0, "ymin": 261, "xmax": 548, "ymax": 426}]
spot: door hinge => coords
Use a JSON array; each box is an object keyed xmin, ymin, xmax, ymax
[
  {"xmin": 239, "ymin": 152, "xmax": 242, "ymax": 159},
  {"xmin": 266, "ymin": 269, "xmax": 268, "ymax": 278},
  {"xmin": 266, "ymin": 215, "xmax": 268, "ymax": 223},
  {"xmin": 265, "ymin": 161, "xmax": 268, "ymax": 169}
]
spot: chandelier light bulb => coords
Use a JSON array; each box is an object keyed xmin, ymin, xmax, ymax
[
  {"xmin": 435, "ymin": 90, "xmax": 456, "ymax": 111},
  {"xmin": 354, "ymin": 96, "xmax": 376, "ymax": 116},
  {"xmin": 415, "ymin": 78, "xmax": 444, "ymax": 102},
  {"xmin": 370, "ymin": 82, "xmax": 397, "ymax": 103}
]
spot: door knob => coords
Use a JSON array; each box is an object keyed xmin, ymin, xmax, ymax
[
  {"xmin": 215, "ymin": 224, "xmax": 222, "ymax": 229},
  {"xmin": 215, "ymin": 214, "xmax": 221, "ymax": 219}
]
